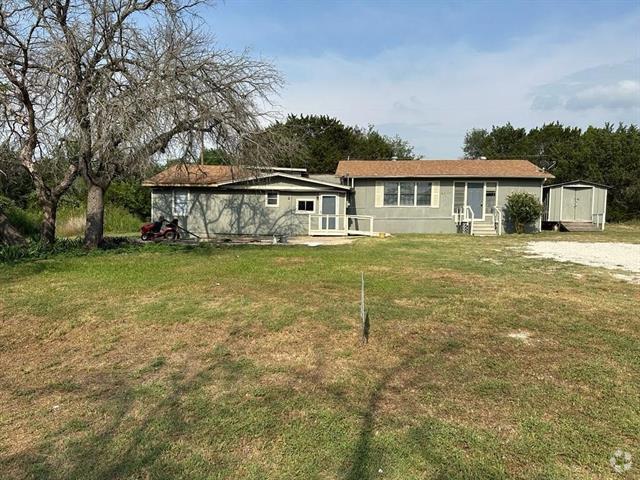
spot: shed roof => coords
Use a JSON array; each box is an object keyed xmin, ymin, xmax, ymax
[
  {"xmin": 543, "ymin": 179, "xmax": 611, "ymax": 189},
  {"xmin": 335, "ymin": 159, "xmax": 554, "ymax": 179}
]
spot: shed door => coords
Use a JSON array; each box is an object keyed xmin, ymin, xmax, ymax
[{"xmin": 562, "ymin": 187, "xmax": 592, "ymax": 221}]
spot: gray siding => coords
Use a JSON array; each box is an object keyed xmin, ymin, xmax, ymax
[
  {"xmin": 152, "ymin": 187, "xmax": 345, "ymax": 237},
  {"xmin": 544, "ymin": 183, "xmax": 608, "ymax": 223},
  {"xmin": 496, "ymin": 179, "xmax": 543, "ymax": 233},
  {"xmin": 545, "ymin": 187, "xmax": 562, "ymax": 221},
  {"xmin": 350, "ymin": 177, "xmax": 544, "ymax": 234},
  {"xmin": 348, "ymin": 179, "xmax": 456, "ymax": 234}
]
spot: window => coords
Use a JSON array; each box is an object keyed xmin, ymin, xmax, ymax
[
  {"xmin": 383, "ymin": 181, "xmax": 433, "ymax": 206},
  {"xmin": 173, "ymin": 190, "xmax": 188, "ymax": 216},
  {"xmin": 399, "ymin": 182, "xmax": 415, "ymax": 205},
  {"xmin": 266, "ymin": 191, "xmax": 279, "ymax": 207},
  {"xmin": 454, "ymin": 182, "xmax": 465, "ymax": 211},
  {"xmin": 485, "ymin": 182, "xmax": 497, "ymax": 214},
  {"xmin": 416, "ymin": 182, "xmax": 432, "ymax": 206},
  {"xmin": 296, "ymin": 199, "xmax": 315, "ymax": 213},
  {"xmin": 383, "ymin": 182, "xmax": 398, "ymax": 206}
]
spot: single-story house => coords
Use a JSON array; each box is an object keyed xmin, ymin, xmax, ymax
[
  {"xmin": 143, "ymin": 159, "xmax": 566, "ymax": 237},
  {"xmin": 143, "ymin": 165, "xmax": 352, "ymax": 238},
  {"xmin": 336, "ymin": 159, "xmax": 553, "ymax": 235},
  {"xmin": 542, "ymin": 180, "xmax": 609, "ymax": 231}
]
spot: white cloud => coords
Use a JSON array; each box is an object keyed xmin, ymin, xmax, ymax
[
  {"xmin": 271, "ymin": 13, "xmax": 640, "ymax": 158},
  {"xmin": 566, "ymin": 80, "xmax": 640, "ymax": 110}
]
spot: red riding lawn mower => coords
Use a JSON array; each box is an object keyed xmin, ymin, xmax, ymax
[{"xmin": 140, "ymin": 217, "xmax": 180, "ymax": 241}]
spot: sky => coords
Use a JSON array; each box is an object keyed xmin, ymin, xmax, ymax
[{"xmin": 199, "ymin": 0, "xmax": 640, "ymax": 158}]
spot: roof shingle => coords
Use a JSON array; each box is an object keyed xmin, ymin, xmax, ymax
[
  {"xmin": 335, "ymin": 159, "xmax": 553, "ymax": 179},
  {"xmin": 143, "ymin": 164, "xmax": 258, "ymax": 186}
]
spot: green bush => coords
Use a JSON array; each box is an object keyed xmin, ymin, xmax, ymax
[
  {"xmin": 105, "ymin": 204, "xmax": 144, "ymax": 234},
  {"xmin": 0, "ymin": 197, "xmax": 41, "ymax": 239},
  {"xmin": 0, "ymin": 236, "xmax": 141, "ymax": 264},
  {"xmin": 504, "ymin": 192, "xmax": 543, "ymax": 234},
  {"xmin": 106, "ymin": 180, "xmax": 151, "ymax": 218}
]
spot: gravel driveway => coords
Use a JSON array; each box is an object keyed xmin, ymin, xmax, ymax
[{"xmin": 524, "ymin": 241, "xmax": 640, "ymax": 276}]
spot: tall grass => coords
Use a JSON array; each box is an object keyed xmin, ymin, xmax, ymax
[{"xmin": 57, "ymin": 205, "xmax": 142, "ymax": 237}]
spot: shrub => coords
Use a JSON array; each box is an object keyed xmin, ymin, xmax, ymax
[
  {"xmin": 0, "ymin": 237, "xmax": 140, "ymax": 264},
  {"xmin": 504, "ymin": 192, "xmax": 543, "ymax": 233},
  {"xmin": 0, "ymin": 198, "xmax": 41, "ymax": 239}
]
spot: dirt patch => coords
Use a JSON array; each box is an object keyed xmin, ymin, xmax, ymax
[
  {"xmin": 507, "ymin": 330, "xmax": 534, "ymax": 345},
  {"xmin": 287, "ymin": 236, "xmax": 359, "ymax": 246},
  {"xmin": 523, "ymin": 241, "xmax": 640, "ymax": 282}
]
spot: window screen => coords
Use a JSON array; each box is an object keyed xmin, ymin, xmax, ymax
[
  {"xmin": 454, "ymin": 182, "xmax": 465, "ymax": 211},
  {"xmin": 383, "ymin": 182, "xmax": 398, "ymax": 206},
  {"xmin": 266, "ymin": 192, "xmax": 278, "ymax": 206},
  {"xmin": 416, "ymin": 182, "xmax": 432, "ymax": 206},
  {"xmin": 297, "ymin": 200, "xmax": 314, "ymax": 212},
  {"xmin": 399, "ymin": 182, "xmax": 415, "ymax": 206}
]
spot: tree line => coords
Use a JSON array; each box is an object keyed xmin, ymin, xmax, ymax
[
  {"xmin": 464, "ymin": 122, "xmax": 639, "ymax": 221},
  {"xmin": 0, "ymin": 0, "xmax": 637, "ymax": 248}
]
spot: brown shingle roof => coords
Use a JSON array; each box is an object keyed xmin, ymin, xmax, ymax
[
  {"xmin": 335, "ymin": 159, "xmax": 554, "ymax": 179},
  {"xmin": 142, "ymin": 164, "xmax": 350, "ymax": 189},
  {"xmin": 142, "ymin": 164, "xmax": 258, "ymax": 186}
]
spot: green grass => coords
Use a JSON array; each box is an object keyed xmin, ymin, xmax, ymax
[{"xmin": 0, "ymin": 225, "xmax": 638, "ymax": 479}]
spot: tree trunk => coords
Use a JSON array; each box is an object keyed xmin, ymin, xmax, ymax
[
  {"xmin": 40, "ymin": 201, "xmax": 57, "ymax": 245},
  {"xmin": 84, "ymin": 183, "xmax": 105, "ymax": 248},
  {"xmin": 0, "ymin": 211, "xmax": 27, "ymax": 246}
]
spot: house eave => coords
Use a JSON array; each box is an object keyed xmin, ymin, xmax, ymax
[{"xmin": 343, "ymin": 174, "xmax": 552, "ymax": 180}]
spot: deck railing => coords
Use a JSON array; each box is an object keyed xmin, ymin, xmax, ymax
[
  {"xmin": 464, "ymin": 206, "xmax": 475, "ymax": 235},
  {"xmin": 308, "ymin": 214, "xmax": 374, "ymax": 236},
  {"xmin": 492, "ymin": 206, "xmax": 503, "ymax": 235},
  {"xmin": 453, "ymin": 206, "xmax": 476, "ymax": 235}
]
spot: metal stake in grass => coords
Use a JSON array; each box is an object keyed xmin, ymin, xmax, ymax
[{"xmin": 360, "ymin": 272, "xmax": 369, "ymax": 345}]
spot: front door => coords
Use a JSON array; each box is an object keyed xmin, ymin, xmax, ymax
[
  {"xmin": 467, "ymin": 183, "xmax": 484, "ymax": 219},
  {"xmin": 321, "ymin": 195, "xmax": 337, "ymax": 230}
]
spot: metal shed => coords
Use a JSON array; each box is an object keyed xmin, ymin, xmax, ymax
[{"xmin": 543, "ymin": 180, "xmax": 609, "ymax": 231}]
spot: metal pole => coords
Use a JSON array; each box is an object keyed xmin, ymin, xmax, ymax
[{"xmin": 361, "ymin": 272, "xmax": 368, "ymax": 345}]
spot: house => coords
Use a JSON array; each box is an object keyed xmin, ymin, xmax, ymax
[
  {"xmin": 143, "ymin": 159, "xmax": 556, "ymax": 238},
  {"xmin": 336, "ymin": 159, "xmax": 553, "ymax": 235},
  {"xmin": 143, "ymin": 165, "xmax": 351, "ymax": 238},
  {"xmin": 542, "ymin": 180, "xmax": 609, "ymax": 231}
]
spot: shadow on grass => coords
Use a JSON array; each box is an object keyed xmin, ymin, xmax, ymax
[
  {"xmin": 344, "ymin": 346, "xmax": 427, "ymax": 480},
  {"xmin": 0, "ymin": 344, "xmax": 256, "ymax": 480}
]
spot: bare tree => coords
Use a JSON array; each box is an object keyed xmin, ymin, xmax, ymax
[
  {"xmin": 1, "ymin": 0, "xmax": 282, "ymax": 247},
  {"xmin": 0, "ymin": 3, "xmax": 79, "ymax": 243}
]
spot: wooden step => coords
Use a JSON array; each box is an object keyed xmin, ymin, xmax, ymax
[{"xmin": 560, "ymin": 222, "xmax": 600, "ymax": 232}]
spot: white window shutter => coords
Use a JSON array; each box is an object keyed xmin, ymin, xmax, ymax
[
  {"xmin": 374, "ymin": 181, "xmax": 384, "ymax": 207},
  {"xmin": 431, "ymin": 181, "xmax": 440, "ymax": 208}
]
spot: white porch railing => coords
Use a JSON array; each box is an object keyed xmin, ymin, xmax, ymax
[
  {"xmin": 453, "ymin": 206, "xmax": 474, "ymax": 234},
  {"xmin": 308, "ymin": 214, "xmax": 375, "ymax": 236},
  {"xmin": 347, "ymin": 215, "xmax": 375, "ymax": 236},
  {"xmin": 465, "ymin": 206, "xmax": 475, "ymax": 235},
  {"xmin": 492, "ymin": 206, "xmax": 503, "ymax": 235}
]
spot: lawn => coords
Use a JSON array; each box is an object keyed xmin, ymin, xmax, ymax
[{"xmin": 0, "ymin": 225, "xmax": 638, "ymax": 479}]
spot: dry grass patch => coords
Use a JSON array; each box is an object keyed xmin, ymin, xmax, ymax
[{"xmin": 0, "ymin": 226, "xmax": 638, "ymax": 479}]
